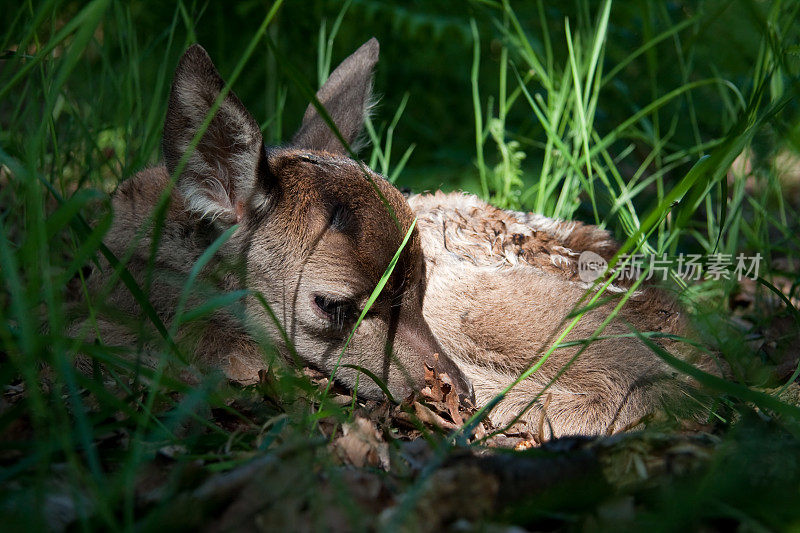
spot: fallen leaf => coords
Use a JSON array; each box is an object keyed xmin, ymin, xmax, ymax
[
  {"xmin": 413, "ymin": 401, "xmax": 458, "ymax": 430},
  {"xmin": 331, "ymin": 416, "xmax": 390, "ymax": 470}
]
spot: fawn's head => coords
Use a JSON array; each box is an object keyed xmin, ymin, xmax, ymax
[{"xmin": 161, "ymin": 39, "xmax": 471, "ymax": 401}]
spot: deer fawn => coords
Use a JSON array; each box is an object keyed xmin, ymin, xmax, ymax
[{"xmin": 83, "ymin": 38, "xmax": 710, "ymax": 440}]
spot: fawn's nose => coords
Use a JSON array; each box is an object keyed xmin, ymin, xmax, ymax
[
  {"xmin": 430, "ymin": 349, "xmax": 475, "ymax": 407},
  {"xmin": 397, "ymin": 317, "xmax": 475, "ymax": 407}
]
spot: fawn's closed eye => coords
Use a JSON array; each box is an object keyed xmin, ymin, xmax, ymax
[{"xmin": 313, "ymin": 294, "xmax": 359, "ymax": 328}]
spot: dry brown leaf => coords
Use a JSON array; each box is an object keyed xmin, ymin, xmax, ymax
[
  {"xmin": 443, "ymin": 382, "xmax": 463, "ymax": 425},
  {"xmin": 331, "ymin": 416, "xmax": 389, "ymax": 470}
]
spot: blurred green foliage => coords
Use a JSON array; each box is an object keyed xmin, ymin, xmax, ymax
[{"xmin": 9, "ymin": 1, "xmax": 794, "ymax": 192}]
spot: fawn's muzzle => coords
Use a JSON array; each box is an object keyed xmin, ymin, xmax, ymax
[{"xmin": 396, "ymin": 317, "xmax": 475, "ymax": 406}]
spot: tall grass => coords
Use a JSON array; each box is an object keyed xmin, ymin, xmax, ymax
[
  {"xmin": 1, "ymin": 0, "xmax": 799, "ymax": 530},
  {"xmin": 468, "ymin": 0, "xmax": 799, "ymax": 385},
  {"xmin": 0, "ymin": 2, "xmax": 345, "ymax": 530}
]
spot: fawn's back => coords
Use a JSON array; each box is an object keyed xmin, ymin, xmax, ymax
[{"xmin": 410, "ymin": 192, "xmax": 702, "ymax": 437}]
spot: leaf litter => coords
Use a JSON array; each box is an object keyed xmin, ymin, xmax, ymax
[{"xmin": 4, "ymin": 289, "xmax": 800, "ymax": 531}]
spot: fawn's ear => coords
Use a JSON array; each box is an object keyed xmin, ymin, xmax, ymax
[
  {"xmin": 292, "ymin": 38, "xmax": 379, "ymax": 154},
  {"xmin": 163, "ymin": 44, "xmax": 265, "ymax": 224}
]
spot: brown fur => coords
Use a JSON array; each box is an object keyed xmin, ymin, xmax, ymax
[
  {"xmin": 78, "ymin": 40, "xmax": 715, "ymax": 441},
  {"xmin": 78, "ymin": 40, "xmax": 471, "ymax": 402}
]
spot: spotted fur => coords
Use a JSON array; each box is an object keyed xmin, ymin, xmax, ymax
[{"xmin": 409, "ymin": 191, "xmax": 714, "ymax": 438}]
